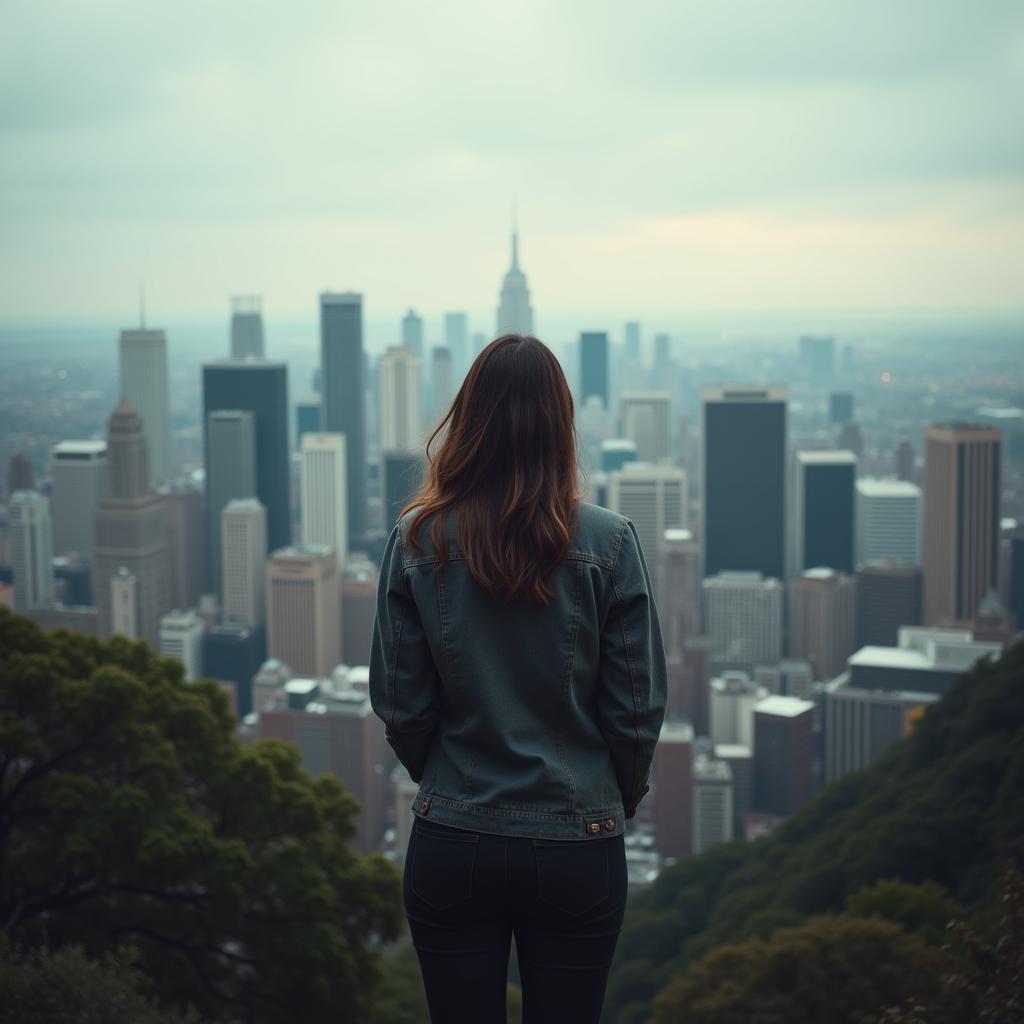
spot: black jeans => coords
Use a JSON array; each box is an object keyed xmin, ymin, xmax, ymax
[{"xmin": 403, "ymin": 815, "xmax": 628, "ymax": 1024}]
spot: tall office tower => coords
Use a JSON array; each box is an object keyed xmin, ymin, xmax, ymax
[
  {"xmin": 856, "ymin": 563, "xmax": 923, "ymax": 647},
  {"xmin": 680, "ymin": 636, "xmax": 712, "ymax": 735},
  {"xmin": 431, "ymin": 346, "xmax": 454, "ymax": 420},
  {"xmin": 401, "ymin": 308, "xmax": 424, "ymax": 360},
  {"xmin": 295, "ymin": 401, "xmax": 321, "ymax": 450},
  {"xmin": 222, "ymin": 498, "xmax": 267, "ymax": 628},
  {"xmin": 378, "ymin": 345, "xmax": 423, "ymax": 453},
  {"xmin": 713, "ymin": 743, "xmax": 753, "ymax": 838},
  {"xmin": 621, "ymin": 392, "xmax": 672, "ymax": 464},
  {"xmin": 788, "ymin": 568, "xmax": 857, "ymax": 681},
  {"xmin": 703, "ymin": 572, "xmax": 784, "ymax": 672},
  {"xmin": 753, "ymin": 696, "xmax": 816, "ymax": 817},
  {"xmin": 202, "ymin": 624, "xmax": 266, "ymax": 718},
  {"xmin": 856, "ymin": 478, "xmax": 922, "ymax": 567},
  {"xmin": 444, "ymin": 312, "xmax": 468, "ymax": 380},
  {"xmin": 203, "ymin": 358, "xmax": 290, "ymax": 561},
  {"xmin": 709, "ymin": 671, "xmax": 769, "ymax": 747},
  {"xmin": 53, "ymin": 555, "xmax": 92, "ymax": 606},
  {"xmin": 203, "ymin": 409, "xmax": 257, "ymax": 596},
  {"xmin": 10, "ymin": 491, "xmax": 54, "ymax": 612},
  {"xmin": 896, "ymin": 440, "xmax": 915, "ymax": 482},
  {"xmin": 600, "ymin": 439, "xmax": 638, "ymax": 474},
  {"xmin": 753, "ymin": 659, "xmax": 814, "ymax": 699},
  {"xmin": 829, "ymin": 392, "xmax": 854, "ymax": 425},
  {"xmin": 652, "ymin": 333, "xmax": 671, "ymax": 380},
  {"xmin": 651, "ymin": 721, "xmax": 694, "ymax": 859},
  {"xmin": 693, "ymin": 755, "xmax": 734, "ymax": 853},
  {"xmin": 320, "ymin": 292, "xmax": 366, "ymax": 542},
  {"xmin": 579, "ymin": 332, "xmax": 609, "ymax": 410},
  {"xmin": 110, "ymin": 567, "xmax": 138, "ymax": 639},
  {"xmin": 798, "ymin": 335, "xmax": 835, "ymax": 379},
  {"xmin": 92, "ymin": 402, "xmax": 171, "ymax": 647},
  {"xmin": 50, "ymin": 440, "xmax": 107, "ymax": 559},
  {"xmin": 119, "ymin": 328, "xmax": 170, "ymax": 487},
  {"xmin": 7, "ymin": 452, "xmax": 35, "ymax": 495},
  {"xmin": 496, "ymin": 224, "xmax": 534, "ymax": 335},
  {"xmin": 923, "ymin": 424, "xmax": 1002, "ymax": 626},
  {"xmin": 161, "ymin": 484, "xmax": 204, "ymax": 612},
  {"xmin": 300, "ymin": 433, "xmax": 348, "ymax": 566},
  {"xmin": 382, "ymin": 451, "xmax": 426, "ymax": 530},
  {"xmin": 658, "ymin": 529, "xmax": 701, "ymax": 663},
  {"xmin": 266, "ymin": 545, "xmax": 341, "ymax": 677},
  {"xmin": 624, "ymin": 321, "xmax": 641, "ymax": 362},
  {"xmin": 230, "ymin": 295, "xmax": 264, "ymax": 358},
  {"xmin": 342, "ymin": 556, "xmax": 378, "ymax": 666},
  {"xmin": 159, "ymin": 609, "xmax": 205, "ymax": 681},
  {"xmin": 794, "ymin": 450, "xmax": 856, "ymax": 574},
  {"xmin": 258, "ymin": 674, "xmax": 392, "ymax": 853},
  {"xmin": 607, "ymin": 463, "xmax": 687, "ymax": 583},
  {"xmin": 702, "ymin": 387, "xmax": 787, "ymax": 581}
]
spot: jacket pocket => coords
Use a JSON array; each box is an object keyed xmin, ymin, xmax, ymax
[
  {"xmin": 410, "ymin": 820, "xmax": 480, "ymax": 911},
  {"xmin": 532, "ymin": 838, "xmax": 610, "ymax": 915}
]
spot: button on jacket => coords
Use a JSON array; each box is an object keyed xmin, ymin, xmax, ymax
[{"xmin": 368, "ymin": 500, "xmax": 668, "ymax": 840}]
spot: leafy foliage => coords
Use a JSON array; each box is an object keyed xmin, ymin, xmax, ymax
[
  {"xmin": 604, "ymin": 638, "xmax": 1024, "ymax": 1024},
  {"xmin": 0, "ymin": 607, "xmax": 404, "ymax": 1022}
]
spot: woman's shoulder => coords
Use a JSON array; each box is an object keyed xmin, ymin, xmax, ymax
[{"xmin": 572, "ymin": 502, "xmax": 630, "ymax": 567}]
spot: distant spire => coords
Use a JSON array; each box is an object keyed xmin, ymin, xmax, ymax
[{"xmin": 510, "ymin": 203, "xmax": 519, "ymax": 270}]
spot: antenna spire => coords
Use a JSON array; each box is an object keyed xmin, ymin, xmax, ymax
[{"xmin": 511, "ymin": 202, "xmax": 519, "ymax": 270}]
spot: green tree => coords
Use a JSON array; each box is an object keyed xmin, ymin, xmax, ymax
[
  {"xmin": 845, "ymin": 879, "xmax": 962, "ymax": 946},
  {"xmin": 651, "ymin": 915, "xmax": 943, "ymax": 1024},
  {"xmin": 0, "ymin": 608, "xmax": 403, "ymax": 1022}
]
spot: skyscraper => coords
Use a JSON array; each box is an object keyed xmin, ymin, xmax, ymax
[
  {"xmin": 856, "ymin": 478, "xmax": 922, "ymax": 567},
  {"xmin": 230, "ymin": 295, "xmax": 265, "ymax": 358},
  {"xmin": 378, "ymin": 346, "xmax": 423, "ymax": 453},
  {"xmin": 10, "ymin": 490, "xmax": 54, "ymax": 612},
  {"xmin": 923, "ymin": 424, "xmax": 1002, "ymax": 626},
  {"xmin": 300, "ymin": 433, "xmax": 348, "ymax": 565},
  {"xmin": 222, "ymin": 498, "xmax": 267, "ymax": 628},
  {"xmin": 703, "ymin": 572, "xmax": 784, "ymax": 672},
  {"xmin": 202, "ymin": 359, "xmax": 290, "ymax": 569},
  {"xmin": 203, "ymin": 409, "xmax": 257, "ymax": 597},
  {"xmin": 693, "ymin": 756, "xmax": 734, "ymax": 853},
  {"xmin": 798, "ymin": 335, "xmax": 835, "ymax": 379},
  {"xmin": 652, "ymin": 720, "xmax": 694, "ymax": 859},
  {"xmin": 794, "ymin": 450, "xmax": 857, "ymax": 574},
  {"xmin": 702, "ymin": 386, "xmax": 787, "ymax": 581},
  {"xmin": 658, "ymin": 528, "xmax": 701, "ymax": 664},
  {"xmin": 320, "ymin": 293, "xmax": 366, "ymax": 541},
  {"xmin": 788, "ymin": 568, "xmax": 858, "ymax": 681},
  {"xmin": 443, "ymin": 312, "xmax": 468, "ymax": 380},
  {"xmin": 496, "ymin": 224, "xmax": 533, "ymax": 336},
  {"xmin": 855, "ymin": 564, "xmax": 923, "ymax": 647},
  {"xmin": 382, "ymin": 451, "xmax": 426, "ymax": 530},
  {"xmin": 159, "ymin": 609, "xmax": 205, "ymax": 681},
  {"xmin": 753, "ymin": 695, "xmax": 816, "ymax": 817},
  {"xmin": 92, "ymin": 401, "xmax": 172, "ymax": 646},
  {"xmin": 119, "ymin": 328, "xmax": 170, "ymax": 487},
  {"xmin": 624, "ymin": 321, "xmax": 641, "ymax": 362},
  {"xmin": 401, "ymin": 308, "xmax": 424, "ymax": 360},
  {"xmin": 579, "ymin": 331, "xmax": 609, "ymax": 410},
  {"xmin": 621, "ymin": 391, "xmax": 672, "ymax": 464},
  {"xmin": 162, "ymin": 484, "xmax": 204, "ymax": 611},
  {"xmin": 266, "ymin": 545, "xmax": 341, "ymax": 678},
  {"xmin": 49, "ymin": 440, "xmax": 107, "ymax": 560},
  {"xmin": 431, "ymin": 346, "xmax": 455, "ymax": 421}
]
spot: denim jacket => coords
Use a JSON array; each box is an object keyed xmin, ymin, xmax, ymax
[{"xmin": 368, "ymin": 500, "xmax": 668, "ymax": 840}]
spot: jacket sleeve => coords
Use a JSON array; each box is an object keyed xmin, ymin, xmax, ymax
[
  {"xmin": 596, "ymin": 518, "xmax": 668, "ymax": 819},
  {"xmin": 368, "ymin": 519, "xmax": 440, "ymax": 784}
]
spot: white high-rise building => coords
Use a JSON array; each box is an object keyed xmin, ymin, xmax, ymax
[
  {"xmin": 703, "ymin": 571, "xmax": 784, "ymax": 671},
  {"xmin": 222, "ymin": 498, "xmax": 268, "ymax": 628},
  {"xmin": 710, "ymin": 671, "xmax": 770, "ymax": 747},
  {"xmin": 607, "ymin": 463, "xmax": 688, "ymax": 586},
  {"xmin": 856, "ymin": 478, "xmax": 922, "ymax": 567},
  {"xmin": 159, "ymin": 608, "xmax": 205, "ymax": 681},
  {"xmin": 119, "ymin": 328, "xmax": 170, "ymax": 487},
  {"xmin": 10, "ymin": 491, "xmax": 54, "ymax": 612},
  {"xmin": 300, "ymin": 433, "xmax": 348, "ymax": 567},
  {"xmin": 621, "ymin": 392, "xmax": 672, "ymax": 464},
  {"xmin": 110, "ymin": 567, "xmax": 138, "ymax": 639},
  {"xmin": 401, "ymin": 309, "xmax": 424, "ymax": 360},
  {"xmin": 431, "ymin": 347, "xmax": 455, "ymax": 420},
  {"xmin": 496, "ymin": 223, "xmax": 534, "ymax": 336},
  {"xmin": 693, "ymin": 755, "xmax": 734, "ymax": 853},
  {"xmin": 379, "ymin": 346, "xmax": 422, "ymax": 453},
  {"xmin": 50, "ymin": 441, "xmax": 107, "ymax": 559}
]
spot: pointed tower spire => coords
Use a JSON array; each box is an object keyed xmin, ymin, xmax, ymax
[{"xmin": 510, "ymin": 204, "xmax": 519, "ymax": 270}]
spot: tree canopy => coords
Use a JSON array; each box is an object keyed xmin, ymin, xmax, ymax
[{"xmin": 0, "ymin": 606, "xmax": 404, "ymax": 1022}]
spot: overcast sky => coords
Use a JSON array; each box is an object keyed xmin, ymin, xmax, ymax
[{"xmin": 1, "ymin": 0, "xmax": 1022, "ymax": 328}]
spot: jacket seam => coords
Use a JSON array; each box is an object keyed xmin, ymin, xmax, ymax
[
  {"xmin": 403, "ymin": 551, "xmax": 620, "ymax": 571},
  {"xmin": 555, "ymin": 559, "xmax": 583, "ymax": 814},
  {"xmin": 611, "ymin": 521, "xmax": 643, "ymax": 809}
]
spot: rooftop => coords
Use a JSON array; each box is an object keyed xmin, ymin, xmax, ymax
[
  {"xmin": 856, "ymin": 477, "xmax": 921, "ymax": 497},
  {"xmin": 755, "ymin": 695, "xmax": 816, "ymax": 718},
  {"xmin": 796, "ymin": 449, "xmax": 858, "ymax": 465}
]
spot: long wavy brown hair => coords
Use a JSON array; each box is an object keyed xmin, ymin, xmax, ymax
[{"xmin": 399, "ymin": 333, "xmax": 583, "ymax": 605}]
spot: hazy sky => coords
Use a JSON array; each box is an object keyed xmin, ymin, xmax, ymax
[{"xmin": 2, "ymin": 0, "xmax": 1022, "ymax": 327}]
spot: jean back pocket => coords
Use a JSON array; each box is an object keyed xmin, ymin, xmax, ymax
[
  {"xmin": 410, "ymin": 818, "xmax": 480, "ymax": 911},
  {"xmin": 532, "ymin": 838, "xmax": 610, "ymax": 916}
]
